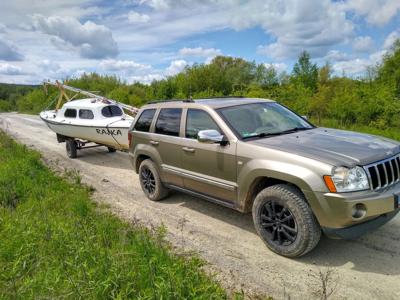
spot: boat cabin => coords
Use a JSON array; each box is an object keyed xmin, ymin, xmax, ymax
[{"xmin": 56, "ymin": 98, "xmax": 127, "ymax": 122}]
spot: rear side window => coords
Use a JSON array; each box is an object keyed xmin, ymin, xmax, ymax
[
  {"xmin": 186, "ymin": 109, "xmax": 221, "ymax": 139},
  {"xmin": 79, "ymin": 109, "xmax": 94, "ymax": 119},
  {"xmin": 102, "ymin": 105, "xmax": 123, "ymax": 117},
  {"xmin": 64, "ymin": 109, "xmax": 76, "ymax": 118},
  {"xmin": 155, "ymin": 108, "xmax": 182, "ymax": 137},
  {"xmin": 134, "ymin": 109, "xmax": 156, "ymax": 132}
]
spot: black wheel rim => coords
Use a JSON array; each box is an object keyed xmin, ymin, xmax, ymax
[
  {"xmin": 260, "ymin": 201, "xmax": 297, "ymax": 246},
  {"xmin": 140, "ymin": 167, "xmax": 156, "ymax": 195}
]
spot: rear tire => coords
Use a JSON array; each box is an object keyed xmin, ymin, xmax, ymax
[
  {"xmin": 138, "ymin": 159, "xmax": 169, "ymax": 201},
  {"xmin": 66, "ymin": 139, "xmax": 77, "ymax": 159},
  {"xmin": 107, "ymin": 147, "xmax": 117, "ymax": 153},
  {"xmin": 252, "ymin": 184, "xmax": 321, "ymax": 257}
]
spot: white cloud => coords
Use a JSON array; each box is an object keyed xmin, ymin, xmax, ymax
[
  {"xmin": 0, "ymin": 39, "xmax": 23, "ymax": 61},
  {"xmin": 352, "ymin": 36, "xmax": 374, "ymax": 52},
  {"xmin": 343, "ymin": 0, "xmax": 400, "ymax": 26},
  {"xmin": 129, "ymin": 73, "xmax": 164, "ymax": 84},
  {"xmin": 179, "ymin": 47, "xmax": 221, "ymax": 58},
  {"xmin": 38, "ymin": 59, "xmax": 61, "ymax": 72},
  {"xmin": 332, "ymin": 49, "xmax": 387, "ymax": 76},
  {"xmin": 332, "ymin": 58, "xmax": 370, "ymax": 75},
  {"xmin": 128, "ymin": 11, "xmax": 150, "ymax": 24},
  {"xmin": 253, "ymin": 0, "xmax": 353, "ymax": 60},
  {"xmin": 264, "ymin": 62, "xmax": 287, "ymax": 73},
  {"xmin": 324, "ymin": 50, "xmax": 351, "ymax": 62},
  {"xmin": 0, "ymin": 63, "xmax": 24, "ymax": 75},
  {"xmin": 99, "ymin": 59, "xmax": 151, "ymax": 72},
  {"xmin": 165, "ymin": 59, "xmax": 187, "ymax": 76},
  {"xmin": 383, "ymin": 30, "xmax": 399, "ymax": 50},
  {"xmin": 31, "ymin": 14, "xmax": 118, "ymax": 59}
]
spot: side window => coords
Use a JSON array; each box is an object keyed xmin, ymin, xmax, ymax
[
  {"xmin": 102, "ymin": 105, "xmax": 123, "ymax": 117},
  {"xmin": 134, "ymin": 109, "xmax": 156, "ymax": 132},
  {"xmin": 155, "ymin": 108, "xmax": 182, "ymax": 137},
  {"xmin": 186, "ymin": 109, "xmax": 221, "ymax": 139},
  {"xmin": 64, "ymin": 109, "xmax": 77, "ymax": 118},
  {"xmin": 79, "ymin": 109, "xmax": 94, "ymax": 119}
]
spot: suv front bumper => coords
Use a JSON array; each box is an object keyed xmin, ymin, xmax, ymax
[{"xmin": 304, "ymin": 184, "xmax": 400, "ymax": 239}]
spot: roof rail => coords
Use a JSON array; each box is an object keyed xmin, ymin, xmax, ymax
[
  {"xmin": 195, "ymin": 96, "xmax": 245, "ymax": 100},
  {"xmin": 148, "ymin": 98, "xmax": 195, "ymax": 104},
  {"xmin": 148, "ymin": 95, "xmax": 244, "ymax": 104}
]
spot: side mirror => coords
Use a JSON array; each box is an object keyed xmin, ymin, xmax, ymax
[
  {"xmin": 198, "ymin": 130, "xmax": 227, "ymax": 145},
  {"xmin": 301, "ymin": 115, "xmax": 308, "ymax": 120}
]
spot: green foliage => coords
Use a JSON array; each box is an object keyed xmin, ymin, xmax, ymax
[
  {"xmin": 0, "ymin": 83, "xmax": 36, "ymax": 112},
  {"xmin": 0, "ymin": 100, "xmax": 13, "ymax": 112},
  {"xmin": 0, "ymin": 131, "xmax": 226, "ymax": 299}
]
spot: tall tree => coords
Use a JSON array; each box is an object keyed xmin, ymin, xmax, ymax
[{"xmin": 292, "ymin": 51, "xmax": 318, "ymax": 92}]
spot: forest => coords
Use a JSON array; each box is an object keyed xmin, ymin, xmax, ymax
[{"xmin": 1, "ymin": 40, "xmax": 400, "ymax": 139}]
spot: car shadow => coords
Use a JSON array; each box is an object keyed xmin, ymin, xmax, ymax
[
  {"xmin": 77, "ymin": 148, "xmax": 132, "ymax": 171},
  {"xmin": 163, "ymin": 190, "xmax": 257, "ymax": 232},
  {"xmin": 162, "ymin": 190, "xmax": 400, "ymax": 276}
]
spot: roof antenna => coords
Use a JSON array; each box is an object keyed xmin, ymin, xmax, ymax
[{"xmin": 189, "ymin": 81, "xmax": 192, "ymax": 102}]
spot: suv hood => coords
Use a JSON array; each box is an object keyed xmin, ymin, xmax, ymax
[{"xmin": 249, "ymin": 127, "xmax": 400, "ymax": 167}]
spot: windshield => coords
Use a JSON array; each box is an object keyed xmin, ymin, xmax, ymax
[{"xmin": 218, "ymin": 102, "xmax": 314, "ymax": 139}]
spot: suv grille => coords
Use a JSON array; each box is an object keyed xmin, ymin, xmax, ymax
[{"xmin": 364, "ymin": 154, "xmax": 400, "ymax": 190}]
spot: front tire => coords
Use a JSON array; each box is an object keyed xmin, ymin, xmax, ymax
[
  {"xmin": 252, "ymin": 184, "xmax": 321, "ymax": 257},
  {"xmin": 66, "ymin": 139, "xmax": 77, "ymax": 159},
  {"xmin": 138, "ymin": 159, "xmax": 169, "ymax": 201}
]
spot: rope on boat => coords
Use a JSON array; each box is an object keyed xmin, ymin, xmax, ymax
[{"xmin": 106, "ymin": 118, "xmax": 125, "ymax": 150}]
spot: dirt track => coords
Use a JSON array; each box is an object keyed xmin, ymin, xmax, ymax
[{"xmin": 1, "ymin": 112, "xmax": 400, "ymax": 299}]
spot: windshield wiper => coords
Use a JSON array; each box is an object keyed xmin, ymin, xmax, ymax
[{"xmin": 243, "ymin": 127, "xmax": 313, "ymax": 139}]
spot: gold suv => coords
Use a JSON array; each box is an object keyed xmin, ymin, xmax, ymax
[{"xmin": 128, "ymin": 98, "xmax": 400, "ymax": 257}]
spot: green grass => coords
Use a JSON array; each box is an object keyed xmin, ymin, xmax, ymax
[
  {"xmin": 0, "ymin": 131, "xmax": 227, "ymax": 299},
  {"xmin": 313, "ymin": 118, "xmax": 400, "ymax": 141}
]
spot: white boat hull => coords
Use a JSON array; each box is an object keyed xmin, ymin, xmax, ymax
[{"xmin": 40, "ymin": 111, "xmax": 132, "ymax": 150}]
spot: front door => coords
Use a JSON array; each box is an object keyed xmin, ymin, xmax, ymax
[{"xmin": 181, "ymin": 109, "xmax": 237, "ymax": 203}]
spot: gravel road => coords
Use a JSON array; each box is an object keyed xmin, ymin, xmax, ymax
[{"xmin": 1, "ymin": 112, "xmax": 400, "ymax": 299}]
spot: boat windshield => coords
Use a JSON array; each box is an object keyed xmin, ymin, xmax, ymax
[{"xmin": 102, "ymin": 105, "xmax": 123, "ymax": 118}]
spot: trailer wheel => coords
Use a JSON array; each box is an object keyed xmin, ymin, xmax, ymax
[
  {"xmin": 107, "ymin": 147, "xmax": 117, "ymax": 153},
  {"xmin": 66, "ymin": 139, "xmax": 77, "ymax": 158}
]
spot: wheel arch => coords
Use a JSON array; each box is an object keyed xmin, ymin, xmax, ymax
[
  {"xmin": 135, "ymin": 154, "xmax": 151, "ymax": 173},
  {"xmin": 241, "ymin": 176, "xmax": 308, "ymax": 213}
]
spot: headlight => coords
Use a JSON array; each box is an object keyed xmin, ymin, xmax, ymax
[{"xmin": 325, "ymin": 166, "xmax": 370, "ymax": 192}]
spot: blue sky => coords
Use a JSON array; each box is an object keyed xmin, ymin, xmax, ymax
[{"xmin": 0, "ymin": 0, "xmax": 399, "ymax": 84}]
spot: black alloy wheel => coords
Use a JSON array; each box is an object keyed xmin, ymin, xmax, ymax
[
  {"xmin": 260, "ymin": 201, "xmax": 297, "ymax": 246},
  {"xmin": 140, "ymin": 166, "xmax": 156, "ymax": 195}
]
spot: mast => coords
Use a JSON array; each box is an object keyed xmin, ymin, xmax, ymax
[{"xmin": 44, "ymin": 80, "xmax": 139, "ymax": 114}]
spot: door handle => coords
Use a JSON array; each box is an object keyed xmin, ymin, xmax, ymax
[
  {"xmin": 182, "ymin": 146, "xmax": 195, "ymax": 153},
  {"xmin": 149, "ymin": 140, "xmax": 159, "ymax": 146}
]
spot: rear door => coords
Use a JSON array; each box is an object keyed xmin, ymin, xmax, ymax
[
  {"xmin": 181, "ymin": 109, "xmax": 237, "ymax": 203},
  {"xmin": 151, "ymin": 108, "xmax": 186, "ymax": 187}
]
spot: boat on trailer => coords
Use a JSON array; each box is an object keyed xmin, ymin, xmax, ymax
[{"xmin": 40, "ymin": 81, "xmax": 138, "ymax": 158}]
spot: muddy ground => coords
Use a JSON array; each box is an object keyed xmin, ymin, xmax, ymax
[{"xmin": 1, "ymin": 113, "xmax": 400, "ymax": 299}]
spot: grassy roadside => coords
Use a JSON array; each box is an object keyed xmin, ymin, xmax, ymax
[{"xmin": 0, "ymin": 131, "xmax": 227, "ymax": 299}]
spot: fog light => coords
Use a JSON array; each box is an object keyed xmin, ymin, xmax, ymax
[{"xmin": 351, "ymin": 203, "xmax": 367, "ymax": 219}]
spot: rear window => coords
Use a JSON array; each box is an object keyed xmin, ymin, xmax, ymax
[
  {"xmin": 79, "ymin": 109, "xmax": 94, "ymax": 119},
  {"xmin": 134, "ymin": 109, "xmax": 156, "ymax": 132},
  {"xmin": 64, "ymin": 109, "xmax": 77, "ymax": 118},
  {"xmin": 155, "ymin": 108, "xmax": 182, "ymax": 137},
  {"xmin": 102, "ymin": 105, "xmax": 123, "ymax": 117}
]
